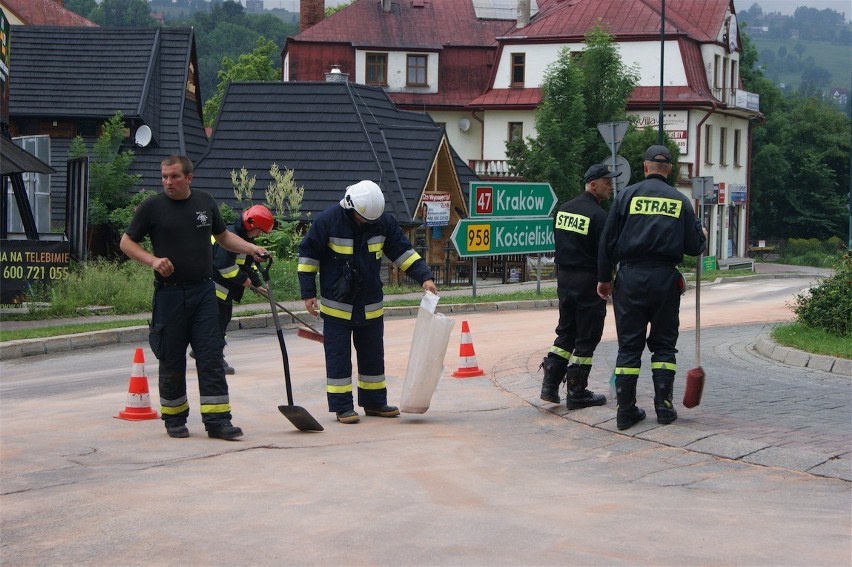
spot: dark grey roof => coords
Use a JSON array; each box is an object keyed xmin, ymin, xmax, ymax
[
  {"xmin": 192, "ymin": 81, "xmax": 478, "ymax": 225},
  {"xmin": 9, "ymin": 27, "xmax": 159, "ymax": 119},
  {"xmin": 1, "ymin": 137, "xmax": 55, "ymax": 175},
  {"xmin": 9, "ymin": 27, "xmax": 208, "ymax": 225}
]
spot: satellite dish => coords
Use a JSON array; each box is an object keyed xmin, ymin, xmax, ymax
[
  {"xmin": 134, "ymin": 125, "xmax": 152, "ymax": 147},
  {"xmin": 458, "ymin": 117, "xmax": 471, "ymax": 132}
]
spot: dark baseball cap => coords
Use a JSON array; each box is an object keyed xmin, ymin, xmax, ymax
[
  {"xmin": 583, "ymin": 163, "xmax": 622, "ymax": 184},
  {"xmin": 645, "ymin": 144, "xmax": 672, "ymax": 163}
]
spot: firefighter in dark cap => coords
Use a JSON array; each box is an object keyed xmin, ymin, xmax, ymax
[
  {"xmin": 540, "ymin": 163, "xmax": 620, "ymax": 410},
  {"xmin": 597, "ymin": 145, "xmax": 706, "ymax": 431}
]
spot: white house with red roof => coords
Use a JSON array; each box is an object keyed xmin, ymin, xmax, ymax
[{"xmin": 284, "ymin": 0, "xmax": 761, "ymax": 259}]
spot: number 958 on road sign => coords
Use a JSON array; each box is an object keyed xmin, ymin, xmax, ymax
[{"xmin": 467, "ymin": 224, "xmax": 491, "ymax": 251}]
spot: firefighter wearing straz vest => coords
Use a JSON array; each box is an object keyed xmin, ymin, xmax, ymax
[
  {"xmin": 540, "ymin": 163, "xmax": 620, "ymax": 409},
  {"xmin": 211, "ymin": 205, "xmax": 275, "ymax": 374},
  {"xmin": 597, "ymin": 145, "xmax": 707, "ymax": 431},
  {"xmin": 298, "ymin": 180, "xmax": 437, "ymax": 424}
]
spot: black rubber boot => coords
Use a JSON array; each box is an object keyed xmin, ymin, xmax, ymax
[
  {"xmin": 539, "ymin": 356, "xmax": 567, "ymax": 403},
  {"xmin": 165, "ymin": 420, "xmax": 189, "ymax": 438},
  {"xmin": 615, "ymin": 375, "xmax": 646, "ymax": 431},
  {"xmin": 565, "ymin": 366, "xmax": 607, "ymax": 410},
  {"xmin": 653, "ymin": 373, "xmax": 678, "ymax": 425},
  {"xmin": 206, "ymin": 421, "xmax": 243, "ymax": 440}
]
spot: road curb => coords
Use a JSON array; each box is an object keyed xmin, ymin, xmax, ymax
[{"xmin": 753, "ymin": 336, "xmax": 851, "ymax": 377}]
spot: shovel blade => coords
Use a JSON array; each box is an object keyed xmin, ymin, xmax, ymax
[{"xmin": 278, "ymin": 405, "xmax": 324, "ymax": 431}]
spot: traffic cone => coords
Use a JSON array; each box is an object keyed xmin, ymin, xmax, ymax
[
  {"xmin": 114, "ymin": 348, "xmax": 159, "ymax": 420},
  {"xmin": 451, "ymin": 321, "xmax": 485, "ymax": 378}
]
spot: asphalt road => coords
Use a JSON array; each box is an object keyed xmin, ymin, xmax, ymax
[{"xmin": 0, "ymin": 273, "xmax": 849, "ymax": 565}]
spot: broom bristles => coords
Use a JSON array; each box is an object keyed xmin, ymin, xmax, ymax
[
  {"xmin": 683, "ymin": 366, "xmax": 705, "ymax": 408},
  {"xmin": 296, "ymin": 328, "xmax": 324, "ymax": 343}
]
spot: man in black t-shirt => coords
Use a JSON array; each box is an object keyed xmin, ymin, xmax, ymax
[
  {"xmin": 540, "ymin": 164, "xmax": 619, "ymax": 410},
  {"xmin": 120, "ymin": 155, "xmax": 268, "ymax": 440}
]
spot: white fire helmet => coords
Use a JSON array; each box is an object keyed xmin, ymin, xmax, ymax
[{"xmin": 340, "ymin": 180, "xmax": 385, "ymax": 221}]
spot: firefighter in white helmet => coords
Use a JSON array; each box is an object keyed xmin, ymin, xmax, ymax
[{"xmin": 298, "ymin": 180, "xmax": 437, "ymax": 424}]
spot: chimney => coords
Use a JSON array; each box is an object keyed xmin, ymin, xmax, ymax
[
  {"xmin": 325, "ymin": 65, "xmax": 350, "ymax": 83},
  {"xmin": 300, "ymin": 0, "xmax": 325, "ymax": 32},
  {"xmin": 517, "ymin": 0, "xmax": 530, "ymax": 29},
  {"xmin": 382, "ymin": 0, "xmax": 392, "ymax": 13}
]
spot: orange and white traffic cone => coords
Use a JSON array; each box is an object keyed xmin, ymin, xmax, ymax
[
  {"xmin": 451, "ymin": 320, "xmax": 485, "ymax": 378},
  {"xmin": 114, "ymin": 348, "xmax": 159, "ymax": 421}
]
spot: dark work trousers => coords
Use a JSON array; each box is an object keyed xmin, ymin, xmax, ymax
[
  {"xmin": 217, "ymin": 300, "xmax": 233, "ymax": 344},
  {"xmin": 148, "ymin": 280, "xmax": 230, "ymax": 426},
  {"xmin": 323, "ymin": 318, "xmax": 386, "ymax": 412},
  {"xmin": 550, "ymin": 267, "xmax": 606, "ymax": 363},
  {"xmin": 612, "ymin": 264, "xmax": 682, "ymax": 372}
]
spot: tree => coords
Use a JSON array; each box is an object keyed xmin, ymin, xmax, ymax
[
  {"xmin": 506, "ymin": 48, "xmax": 586, "ymax": 203},
  {"xmin": 202, "ymin": 36, "xmax": 280, "ymax": 126},
  {"xmin": 506, "ymin": 27, "xmax": 637, "ymax": 203},
  {"xmin": 64, "ymin": 0, "xmax": 97, "ymax": 19},
  {"xmin": 801, "ymin": 65, "xmax": 831, "ymax": 91},
  {"xmin": 68, "ymin": 112, "xmax": 142, "ymax": 257},
  {"xmin": 575, "ymin": 26, "xmax": 640, "ymax": 163},
  {"xmin": 90, "ymin": 0, "xmax": 157, "ymax": 27}
]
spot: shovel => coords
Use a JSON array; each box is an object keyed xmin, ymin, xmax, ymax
[{"xmin": 258, "ymin": 257, "xmax": 324, "ymax": 432}]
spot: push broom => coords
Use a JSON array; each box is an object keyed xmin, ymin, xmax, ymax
[
  {"xmin": 683, "ymin": 245, "xmax": 705, "ymax": 408},
  {"xmin": 250, "ymin": 285, "xmax": 324, "ymax": 343}
]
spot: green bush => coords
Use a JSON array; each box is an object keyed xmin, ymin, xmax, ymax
[
  {"xmin": 782, "ymin": 237, "xmax": 846, "ymax": 266},
  {"xmin": 791, "ymin": 253, "xmax": 852, "ymax": 337}
]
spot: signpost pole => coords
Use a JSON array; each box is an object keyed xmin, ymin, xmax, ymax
[{"xmin": 472, "ymin": 257, "xmax": 478, "ymax": 298}]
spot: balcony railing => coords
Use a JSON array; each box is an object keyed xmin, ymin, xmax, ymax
[{"xmin": 469, "ymin": 160, "xmax": 519, "ymax": 179}]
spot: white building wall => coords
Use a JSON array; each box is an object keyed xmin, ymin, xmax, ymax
[
  {"xmin": 492, "ymin": 40, "xmax": 687, "ymax": 89},
  {"xmin": 354, "ymin": 50, "xmax": 439, "ymax": 93},
  {"xmin": 430, "ymin": 111, "xmax": 482, "ymax": 165}
]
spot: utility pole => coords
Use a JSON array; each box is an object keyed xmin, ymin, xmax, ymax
[{"xmin": 658, "ymin": 0, "xmax": 665, "ymax": 145}]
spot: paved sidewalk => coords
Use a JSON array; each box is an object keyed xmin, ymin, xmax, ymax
[{"xmin": 494, "ymin": 323, "xmax": 851, "ymax": 482}]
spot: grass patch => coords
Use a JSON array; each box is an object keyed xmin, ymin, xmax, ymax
[
  {"xmin": 771, "ymin": 322, "xmax": 852, "ymax": 360},
  {"xmin": 0, "ymin": 319, "xmax": 148, "ymax": 342}
]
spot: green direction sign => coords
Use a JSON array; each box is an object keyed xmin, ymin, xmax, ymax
[
  {"xmin": 451, "ymin": 217, "xmax": 555, "ymax": 257},
  {"xmin": 469, "ymin": 182, "xmax": 557, "ymax": 218}
]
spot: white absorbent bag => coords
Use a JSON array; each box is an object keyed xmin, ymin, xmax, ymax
[{"xmin": 399, "ymin": 291, "xmax": 455, "ymax": 414}]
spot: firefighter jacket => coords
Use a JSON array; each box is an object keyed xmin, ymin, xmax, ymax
[
  {"xmin": 297, "ymin": 205, "xmax": 433, "ymax": 326},
  {"xmin": 212, "ymin": 221, "xmax": 263, "ymax": 304},
  {"xmin": 597, "ymin": 173, "xmax": 706, "ymax": 282},
  {"xmin": 554, "ymin": 190, "xmax": 607, "ymax": 271}
]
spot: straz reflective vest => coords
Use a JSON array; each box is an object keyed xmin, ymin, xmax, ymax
[
  {"xmin": 211, "ymin": 222, "xmax": 262, "ymax": 303},
  {"xmin": 597, "ymin": 173, "xmax": 706, "ymax": 282},
  {"xmin": 297, "ymin": 205, "xmax": 433, "ymax": 326},
  {"xmin": 553, "ymin": 190, "xmax": 607, "ymax": 271}
]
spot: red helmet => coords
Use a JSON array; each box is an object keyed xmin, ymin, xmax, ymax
[{"xmin": 243, "ymin": 205, "xmax": 275, "ymax": 233}]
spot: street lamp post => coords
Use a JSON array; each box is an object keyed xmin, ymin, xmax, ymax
[{"xmin": 658, "ymin": 0, "xmax": 665, "ymax": 145}]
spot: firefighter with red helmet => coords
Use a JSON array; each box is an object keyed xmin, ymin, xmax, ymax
[
  {"xmin": 211, "ymin": 204, "xmax": 275, "ymax": 374},
  {"xmin": 298, "ymin": 180, "xmax": 437, "ymax": 424}
]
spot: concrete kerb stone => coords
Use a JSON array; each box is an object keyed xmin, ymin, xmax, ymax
[{"xmin": 832, "ymin": 358, "xmax": 852, "ymax": 377}]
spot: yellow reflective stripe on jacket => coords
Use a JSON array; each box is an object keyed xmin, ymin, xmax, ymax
[
  {"xmin": 298, "ymin": 257, "xmax": 319, "ymax": 273},
  {"xmin": 214, "ymin": 282, "xmax": 229, "ymax": 301},
  {"xmin": 394, "ymin": 249, "xmax": 421, "ymax": 271},
  {"xmin": 651, "ymin": 361, "xmax": 677, "ymax": 372},
  {"xmin": 629, "ymin": 196, "xmax": 682, "ymax": 218},
  {"xmin": 327, "ymin": 377, "xmax": 353, "ymax": 394},
  {"xmin": 555, "ymin": 211, "xmax": 590, "ymax": 235},
  {"xmin": 367, "ymin": 235, "xmax": 385, "ymax": 254},
  {"xmin": 358, "ymin": 374, "xmax": 386, "ymax": 390},
  {"xmin": 364, "ymin": 302, "xmax": 384, "ymax": 320},
  {"xmin": 614, "ymin": 367, "xmax": 641, "ymax": 375},
  {"xmin": 218, "ymin": 264, "xmax": 240, "ymax": 279},
  {"xmin": 329, "ymin": 237, "xmax": 354, "ymax": 255},
  {"xmin": 320, "ymin": 297, "xmax": 354, "ymax": 320}
]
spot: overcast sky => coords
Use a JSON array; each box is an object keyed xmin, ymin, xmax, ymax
[
  {"xmin": 259, "ymin": 1, "xmax": 850, "ymax": 22},
  {"xmin": 734, "ymin": 0, "xmax": 850, "ymax": 20}
]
